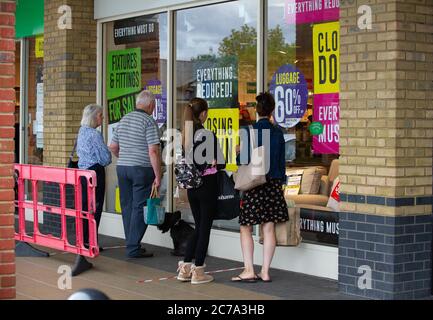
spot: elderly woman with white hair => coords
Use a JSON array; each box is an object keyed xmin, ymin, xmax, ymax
[{"xmin": 72, "ymin": 104, "xmax": 112, "ymax": 276}]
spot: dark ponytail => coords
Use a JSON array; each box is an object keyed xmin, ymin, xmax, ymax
[{"xmin": 183, "ymin": 97, "xmax": 208, "ymax": 149}]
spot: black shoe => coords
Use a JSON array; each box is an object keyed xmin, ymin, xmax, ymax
[
  {"xmin": 71, "ymin": 255, "xmax": 93, "ymax": 277},
  {"xmin": 99, "ymin": 246, "xmax": 104, "ymax": 252},
  {"xmin": 127, "ymin": 249, "xmax": 154, "ymax": 258}
]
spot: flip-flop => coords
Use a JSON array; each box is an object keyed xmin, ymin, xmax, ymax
[
  {"xmin": 256, "ymin": 275, "xmax": 272, "ymax": 283},
  {"xmin": 231, "ymin": 275, "xmax": 258, "ymax": 283}
]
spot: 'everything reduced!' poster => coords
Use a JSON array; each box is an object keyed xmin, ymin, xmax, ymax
[
  {"xmin": 193, "ymin": 56, "xmax": 238, "ymax": 109},
  {"xmin": 107, "ymin": 48, "xmax": 142, "ymax": 124}
]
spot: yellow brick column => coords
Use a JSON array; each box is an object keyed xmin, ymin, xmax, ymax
[
  {"xmin": 43, "ymin": 0, "xmax": 96, "ymax": 167},
  {"xmin": 339, "ymin": 0, "xmax": 433, "ymax": 300}
]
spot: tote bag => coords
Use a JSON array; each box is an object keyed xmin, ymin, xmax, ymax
[
  {"xmin": 67, "ymin": 140, "xmax": 78, "ymax": 168},
  {"xmin": 144, "ymin": 185, "xmax": 165, "ymax": 225},
  {"xmin": 233, "ymin": 125, "xmax": 267, "ymax": 191},
  {"xmin": 214, "ymin": 171, "xmax": 240, "ymax": 220}
]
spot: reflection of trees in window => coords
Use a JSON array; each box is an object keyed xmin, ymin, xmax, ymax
[
  {"xmin": 217, "ymin": 24, "xmax": 295, "ymax": 103},
  {"xmin": 187, "ymin": 25, "xmax": 296, "ymax": 105}
]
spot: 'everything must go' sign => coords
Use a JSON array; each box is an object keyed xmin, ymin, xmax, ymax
[{"xmin": 312, "ymin": 93, "xmax": 339, "ymax": 154}]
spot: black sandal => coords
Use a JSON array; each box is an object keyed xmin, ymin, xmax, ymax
[{"xmin": 231, "ymin": 275, "xmax": 258, "ymax": 283}]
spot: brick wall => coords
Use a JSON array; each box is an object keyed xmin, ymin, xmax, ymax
[
  {"xmin": 340, "ymin": 0, "xmax": 433, "ymax": 216},
  {"xmin": 339, "ymin": 212, "xmax": 431, "ymax": 299},
  {"xmin": 0, "ymin": 0, "xmax": 16, "ymax": 300},
  {"xmin": 339, "ymin": 0, "xmax": 433, "ymax": 299},
  {"xmin": 43, "ymin": 0, "xmax": 96, "ymax": 167}
]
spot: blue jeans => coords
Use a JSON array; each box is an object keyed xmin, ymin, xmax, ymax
[{"xmin": 116, "ymin": 166, "xmax": 155, "ymax": 257}]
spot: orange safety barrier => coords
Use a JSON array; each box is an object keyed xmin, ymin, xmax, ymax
[{"xmin": 14, "ymin": 164, "xmax": 99, "ymax": 258}]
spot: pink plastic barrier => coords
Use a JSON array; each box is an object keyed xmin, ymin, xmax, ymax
[{"xmin": 14, "ymin": 164, "xmax": 99, "ymax": 258}]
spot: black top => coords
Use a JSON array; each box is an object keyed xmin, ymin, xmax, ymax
[{"xmin": 189, "ymin": 123, "xmax": 226, "ymax": 173}]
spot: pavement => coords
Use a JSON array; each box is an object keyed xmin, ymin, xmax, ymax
[{"xmin": 14, "ymin": 234, "xmax": 361, "ymax": 300}]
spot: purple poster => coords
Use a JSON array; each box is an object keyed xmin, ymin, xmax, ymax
[
  {"xmin": 144, "ymin": 79, "xmax": 166, "ymax": 128},
  {"xmin": 285, "ymin": 0, "xmax": 340, "ymax": 25},
  {"xmin": 312, "ymin": 93, "xmax": 339, "ymax": 154},
  {"xmin": 269, "ymin": 65, "xmax": 308, "ymax": 128}
]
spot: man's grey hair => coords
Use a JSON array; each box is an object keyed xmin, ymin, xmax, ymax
[
  {"xmin": 81, "ymin": 104, "xmax": 103, "ymax": 128},
  {"xmin": 136, "ymin": 90, "xmax": 155, "ymax": 109}
]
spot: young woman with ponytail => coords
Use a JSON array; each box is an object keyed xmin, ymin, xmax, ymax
[{"xmin": 176, "ymin": 97, "xmax": 225, "ymax": 284}]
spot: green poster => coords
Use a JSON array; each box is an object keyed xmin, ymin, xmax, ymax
[{"xmin": 107, "ymin": 48, "xmax": 142, "ymax": 124}]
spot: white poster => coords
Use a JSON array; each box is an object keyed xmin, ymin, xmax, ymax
[{"xmin": 36, "ymin": 82, "xmax": 44, "ymax": 148}]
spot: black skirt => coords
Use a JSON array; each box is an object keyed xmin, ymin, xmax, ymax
[{"xmin": 239, "ymin": 179, "xmax": 289, "ymax": 226}]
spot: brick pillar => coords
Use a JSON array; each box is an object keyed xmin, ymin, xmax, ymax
[
  {"xmin": 43, "ymin": 0, "xmax": 96, "ymax": 167},
  {"xmin": 43, "ymin": 0, "xmax": 96, "ymax": 235},
  {"xmin": 339, "ymin": 0, "xmax": 433, "ymax": 299},
  {"xmin": 0, "ymin": 0, "xmax": 16, "ymax": 300}
]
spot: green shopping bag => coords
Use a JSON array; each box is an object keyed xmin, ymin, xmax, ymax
[{"xmin": 144, "ymin": 185, "xmax": 165, "ymax": 225}]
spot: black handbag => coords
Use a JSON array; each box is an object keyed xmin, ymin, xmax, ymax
[
  {"xmin": 214, "ymin": 170, "xmax": 240, "ymax": 220},
  {"xmin": 67, "ymin": 140, "xmax": 78, "ymax": 168}
]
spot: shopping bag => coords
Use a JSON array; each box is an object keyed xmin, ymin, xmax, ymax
[
  {"xmin": 144, "ymin": 185, "xmax": 165, "ymax": 225},
  {"xmin": 214, "ymin": 171, "xmax": 240, "ymax": 220},
  {"xmin": 67, "ymin": 140, "xmax": 78, "ymax": 168},
  {"xmin": 233, "ymin": 126, "xmax": 267, "ymax": 191},
  {"xmin": 259, "ymin": 208, "xmax": 301, "ymax": 246}
]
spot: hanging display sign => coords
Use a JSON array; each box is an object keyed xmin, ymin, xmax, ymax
[
  {"xmin": 144, "ymin": 79, "xmax": 167, "ymax": 128},
  {"xmin": 193, "ymin": 56, "xmax": 238, "ymax": 109},
  {"xmin": 313, "ymin": 22, "xmax": 340, "ymax": 95},
  {"xmin": 269, "ymin": 64, "xmax": 308, "ymax": 128},
  {"xmin": 113, "ymin": 16, "xmax": 159, "ymax": 45},
  {"xmin": 204, "ymin": 108, "xmax": 239, "ymax": 172},
  {"xmin": 35, "ymin": 66, "xmax": 44, "ymax": 148},
  {"xmin": 106, "ymin": 48, "xmax": 142, "ymax": 124},
  {"xmin": 35, "ymin": 35, "xmax": 44, "ymax": 58},
  {"xmin": 285, "ymin": 0, "xmax": 340, "ymax": 25},
  {"xmin": 312, "ymin": 93, "xmax": 339, "ymax": 154}
]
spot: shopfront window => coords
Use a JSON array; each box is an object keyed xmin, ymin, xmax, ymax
[
  {"xmin": 103, "ymin": 13, "xmax": 168, "ymax": 214},
  {"xmin": 28, "ymin": 36, "xmax": 44, "ymax": 166},
  {"xmin": 268, "ymin": 0, "xmax": 340, "ymax": 245},
  {"xmin": 175, "ymin": 1, "xmax": 257, "ymax": 231}
]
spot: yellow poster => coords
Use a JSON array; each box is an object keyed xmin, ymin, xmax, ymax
[
  {"xmin": 313, "ymin": 22, "xmax": 340, "ymax": 94},
  {"xmin": 204, "ymin": 108, "xmax": 239, "ymax": 172},
  {"xmin": 35, "ymin": 35, "xmax": 44, "ymax": 58}
]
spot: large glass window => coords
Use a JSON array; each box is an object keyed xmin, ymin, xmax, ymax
[
  {"xmin": 175, "ymin": 1, "xmax": 257, "ymax": 231},
  {"xmin": 103, "ymin": 13, "xmax": 168, "ymax": 214},
  {"xmin": 268, "ymin": 0, "xmax": 340, "ymax": 245}
]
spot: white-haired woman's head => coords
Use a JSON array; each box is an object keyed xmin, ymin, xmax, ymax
[
  {"xmin": 81, "ymin": 104, "xmax": 103, "ymax": 128},
  {"xmin": 136, "ymin": 90, "xmax": 156, "ymax": 115}
]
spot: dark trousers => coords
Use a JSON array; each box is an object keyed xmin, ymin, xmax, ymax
[
  {"xmin": 184, "ymin": 174, "xmax": 217, "ymax": 266},
  {"xmin": 81, "ymin": 163, "xmax": 105, "ymax": 246},
  {"xmin": 117, "ymin": 165, "xmax": 155, "ymax": 257}
]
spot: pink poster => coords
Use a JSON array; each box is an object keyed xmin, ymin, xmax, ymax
[
  {"xmin": 285, "ymin": 0, "xmax": 340, "ymax": 25},
  {"xmin": 313, "ymin": 93, "xmax": 339, "ymax": 154}
]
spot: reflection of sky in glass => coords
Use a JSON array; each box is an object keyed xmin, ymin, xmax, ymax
[
  {"xmin": 176, "ymin": 0, "xmax": 257, "ymax": 61},
  {"xmin": 159, "ymin": 13, "xmax": 168, "ymax": 60},
  {"xmin": 268, "ymin": 0, "xmax": 296, "ymax": 44}
]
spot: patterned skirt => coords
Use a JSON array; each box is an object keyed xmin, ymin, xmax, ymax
[{"xmin": 239, "ymin": 179, "xmax": 289, "ymax": 226}]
